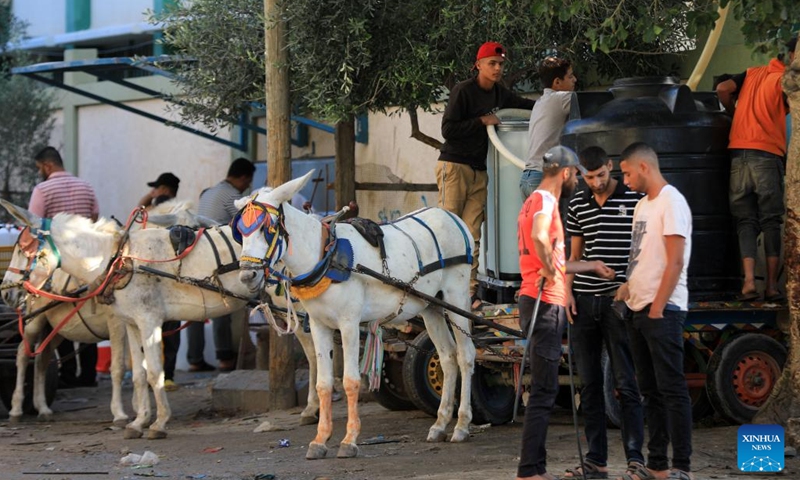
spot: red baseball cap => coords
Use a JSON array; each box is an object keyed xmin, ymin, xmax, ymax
[{"xmin": 476, "ymin": 42, "xmax": 506, "ymax": 61}]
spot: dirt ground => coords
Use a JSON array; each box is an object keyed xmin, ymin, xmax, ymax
[{"xmin": 0, "ymin": 369, "xmax": 795, "ymax": 480}]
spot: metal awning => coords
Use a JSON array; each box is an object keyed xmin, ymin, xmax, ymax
[{"xmin": 11, "ymin": 55, "xmax": 335, "ymax": 151}]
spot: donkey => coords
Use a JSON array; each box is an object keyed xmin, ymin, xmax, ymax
[
  {"xmin": 235, "ymin": 172, "xmax": 476, "ymax": 459},
  {"xmin": 0, "ymin": 199, "xmax": 205, "ymax": 426},
  {"xmin": 1, "ymin": 201, "xmax": 322, "ymax": 437},
  {"xmin": 2, "ymin": 241, "xmax": 130, "ymax": 425}
]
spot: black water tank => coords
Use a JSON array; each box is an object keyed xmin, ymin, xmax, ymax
[{"xmin": 561, "ymin": 76, "xmax": 738, "ymax": 298}]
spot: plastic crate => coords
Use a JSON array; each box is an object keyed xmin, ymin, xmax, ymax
[{"xmin": 0, "ymin": 245, "xmax": 14, "ymax": 278}]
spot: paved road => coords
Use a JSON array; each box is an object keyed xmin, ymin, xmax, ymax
[{"xmin": 0, "ymin": 369, "xmax": 794, "ymax": 480}]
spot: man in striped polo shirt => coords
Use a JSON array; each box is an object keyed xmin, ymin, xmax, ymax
[
  {"xmin": 187, "ymin": 157, "xmax": 255, "ymax": 372},
  {"xmin": 28, "ymin": 146, "xmax": 100, "ymax": 388},
  {"xmin": 564, "ymin": 146, "xmax": 644, "ymax": 479}
]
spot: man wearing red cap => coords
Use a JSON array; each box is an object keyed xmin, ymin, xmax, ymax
[{"xmin": 437, "ymin": 41, "xmax": 534, "ymax": 309}]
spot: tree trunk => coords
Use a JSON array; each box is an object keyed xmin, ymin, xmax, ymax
[
  {"xmin": 334, "ymin": 119, "xmax": 356, "ymax": 211},
  {"xmin": 754, "ymin": 35, "xmax": 800, "ymax": 444},
  {"xmin": 265, "ymin": 0, "xmax": 296, "ymax": 410}
]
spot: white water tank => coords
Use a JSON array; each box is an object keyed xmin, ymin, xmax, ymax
[{"xmin": 481, "ymin": 110, "xmax": 530, "ymax": 283}]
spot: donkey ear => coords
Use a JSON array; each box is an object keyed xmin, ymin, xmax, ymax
[
  {"xmin": 268, "ymin": 170, "xmax": 314, "ymax": 205},
  {"xmin": 233, "ymin": 195, "xmax": 251, "ymax": 211},
  {"xmin": 0, "ymin": 199, "xmax": 40, "ymax": 227}
]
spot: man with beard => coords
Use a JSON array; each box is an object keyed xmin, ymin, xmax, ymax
[
  {"xmin": 516, "ymin": 146, "xmax": 616, "ymax": 480},
  {"xmin": 616, "ymin": 142, "xmax": 693, "ymax": 480},
  {"xmin": 28, "ymin": 146, "xmax": 100, "ymax": 388},
  {"xmin": 563, "ymin": 147, "xmax": 644, "ymax": 479}
]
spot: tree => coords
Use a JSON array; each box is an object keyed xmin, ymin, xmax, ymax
[{"xmin": 0, "ymin": 6, "xmax": 55, "ymax": 216}]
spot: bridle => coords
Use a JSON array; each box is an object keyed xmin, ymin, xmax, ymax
[
  {"xmin": 3, "ymin": 222, "xmax": 61, "ymax": 288},
  {"xmin": 231, "ymin": 199, "xmax": 289, "ymax": 271}
]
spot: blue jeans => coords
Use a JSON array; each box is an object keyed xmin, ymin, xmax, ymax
[
  {"xmin": 572, "ymin": 294, "xmax": 644, "ymax": 466},
  {"xmin": 626, "ymin": 307, "xmax": 692, "ymax": 472},
  {"xmin": 520, "ymin": 169, "xmax": 543, "ymax": 200},
  {"xmin": 517, "ymin": 297, "xmax": 566, "ymax": 478},
  {"xmin": 729, "ymin": 149, "xmax": 785, "ymax": 259}
]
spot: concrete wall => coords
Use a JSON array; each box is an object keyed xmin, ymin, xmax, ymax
[
  {"xmin": 92, "ymin": 0, "xmax": 152, "ymax": 29},
  {"xmin": 13, "ymin": 0, "xmax": 66, "ymax": 37},
  {"xmin": 75, "ymin": 98, "xmax": 233, "ymax": 219}
]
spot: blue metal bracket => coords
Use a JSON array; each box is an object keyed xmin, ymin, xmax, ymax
[{"xmin": 11, "ymin": 56, "xmax": 335, "ymax": 152}]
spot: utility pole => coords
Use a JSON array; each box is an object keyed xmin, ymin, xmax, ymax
[{"xmin": 265, "ymin": 0, "xmax": 296, "ymax": 410}]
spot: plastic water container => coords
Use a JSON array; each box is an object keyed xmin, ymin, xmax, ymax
[{"xmin": 0, "ymin": 224, "xmax": 19, "ymax": 247}]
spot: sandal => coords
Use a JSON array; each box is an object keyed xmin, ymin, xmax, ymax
[
  {"xmin": 618, "ymin": 463, "xmax": 657, "ymax": 480},
  {"xmin": 564, "ymin": 460, "xmax": 608, "ymax": 479},
  {"xmin": 667, "ymin": 470, "xmax": 693, "ymax": 480}
]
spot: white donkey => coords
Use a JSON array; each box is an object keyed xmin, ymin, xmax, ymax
[
  {"xmin": 0, "ymin": 199, "xmax": 206, "ymax": 426},
  {"xmin": 1, "ymin": 201, "xmax": 321, "ymax": 438},
  {"xmin": 236, "ymin": 172, "xmax": 476, "ymax": 459},
  {"xmin": 2, "ymin": 238, "xmax": 130, "ymax": 425}
]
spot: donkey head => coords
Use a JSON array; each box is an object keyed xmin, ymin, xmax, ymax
[{"xmin": 235, "ymin": 171, "xmax": 313, "ymax": 292}]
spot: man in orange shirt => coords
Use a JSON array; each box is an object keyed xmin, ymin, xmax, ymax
[
  {"xmin": 515, "ymin": 146, "xmax": 615, "ymax": 480},
  {"xmin": 716, "ymin": 37, "xmax": 795, "ymax": 302}
]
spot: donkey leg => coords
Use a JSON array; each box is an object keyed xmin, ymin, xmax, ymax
[
  {"xmin": 138, "ymin": 322, "xmax": 171, "ymax": 439},
  {"xmin": 33, "ymin": 340, "xmax": 55, "ymax": 422},
  {"xmin": 336, "ymin": 321, "xmax": 362, "ymax": 458},
  {"xmin": 421, "ymin": 308, "xmax": 460, "ymax": 442},
  {"xmin": 295, "ymin": 326, "xmax": 320, "ymax": 425},
  {"xmin": 306, "ymin": 323, "xmax": 335, "ymax": 460},
  {"xmin": 444, "ymin": 303, "xmax": 476, "ymax": 443},
  {"xmin": 108, "ymin": 320, "xmax": 129, "ymax": 427},
  {"xmin": 124, "ymin": 324, "xmax": 150, "ymax": 439},
  {"xmin": 9, "ymin": 330, "xmax": 36, "ymax": 422}
]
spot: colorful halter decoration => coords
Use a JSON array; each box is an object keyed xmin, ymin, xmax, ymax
[
  {"xmin": 231, "ymin": 200, "xmax": 288, "ymax": 267},
  {"xmin": 11, "ymin": 219, "xmax": 62, "ymax": 280}
]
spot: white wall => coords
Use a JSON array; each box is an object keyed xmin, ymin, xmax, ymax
[
  {"xmin": 76, "ymin": 99, "xmax": 234, "ymax": 219},
  {"xmin": 13, "ymin": 0, "xmax": 66, "ymax": 37},
  {"xmin": 92, "ymin": 0, "xmax": 152, "ymax": 29}
]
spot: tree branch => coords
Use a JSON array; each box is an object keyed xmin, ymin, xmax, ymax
[{"xmin": 408, "ymin": 109, "xmax": 443, "ymax": 150}]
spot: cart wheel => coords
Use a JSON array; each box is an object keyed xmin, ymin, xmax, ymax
[
  {"xmin": 402, "ymin": 330, "xmax": 445, "ymax": 418},
  {"xmin": 706, "ymin": 334, "xmax": 786, "ymax": 424},
  {"xmin": 471, "ymin": 363, "xmax": 515, "ymax": 425},
  {"xmin": 0, "ymin": 361, "xmax": 58, "ymax": 415},
  {"xmin": 372, "ymin": 355, "xmax": 415, "ymax": 411}
]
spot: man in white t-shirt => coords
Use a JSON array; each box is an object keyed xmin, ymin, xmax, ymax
[{"xmin": 616, "ymin": 142, "xmax": 694, "ymax": 480}]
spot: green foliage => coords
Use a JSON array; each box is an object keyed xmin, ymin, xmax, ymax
[
  {"xmin": 0, "ymin": 9, "xmax": 55, "ymax": 208},
  {"xmin": 153, "ymin": 0, "xmax": 797, "ymax": 130},
  {"xmin": 724, "ymin": 0, "xmax": 800, "ymax": 56},
  {"xmin": 152, "ymin": 0, "xmax": 265, "ymax": 129}
]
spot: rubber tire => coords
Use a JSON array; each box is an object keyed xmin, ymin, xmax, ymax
[
  {"xmin": 402, "ymin": 330, "xmax": 446, "ymax": 418},
  {"xmin": 372, "ymin": 356, "xmax": 416, "ymax": 411},
  {"xmin": 706, "ymin": 334, "xmax": 786, "ymax": 425},
  {"xmin": 0, "ymin": 361, "xmax": 58, "ymax": 414},
  {"xmin": 471, "ymin": 363, "xmax": 515, "ymax": 425}
]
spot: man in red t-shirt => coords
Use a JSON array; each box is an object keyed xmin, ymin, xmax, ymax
[{"xmin": 516, "ymin": 146, "xmax": 616, "ymax": 480}]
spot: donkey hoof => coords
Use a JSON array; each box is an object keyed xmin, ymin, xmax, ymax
[
  {"xmin": 124, "ymin": 427, "xmax": 144, "ymax": 439},
  {"xmin": 306, "ymin": 442, "xmax": 328, "ymax": 460},
  {"xmin": 37, "ymin": 413, "xmax": 54, "ymax": 423},
  {"xmin": 426, "ymin": 428, "xmax": 447, "ymax": 443},
  {"xmin": 299, "ymin": 415, "xmax": 319, "ymax": 426},
  {"xmin": 450, "ymin": 428, "xmax": 470, "ymax": 443},
  {"xmin": 147, "ymin": 428, "xmax": 168, "ymax": 440},
  {"xmin": 113, "ymin": 418, "xmax": 129, "ymax": 428},
  {"xmin": 8, "ymin": 415, "xmax": 21, "ymax": 425},
  {"xmin": 336, "ymin": 442, "xmax": 359, "ymax": 458}
]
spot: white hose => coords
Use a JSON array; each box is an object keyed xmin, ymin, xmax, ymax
[
  {"xmin": 486, "ymin": 108, "xmax": 531, "ymax": 170},
  {"xmin": 686, "ymin": 4, "xmax": 730, "ymax": 91}
]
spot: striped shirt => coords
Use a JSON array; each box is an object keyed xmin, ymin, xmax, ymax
[
  {"xmin": 197, "ymin": 180, "xmax": 244, "ymax": 224},
  {"xmin": 28, "ymin": 171, "xmax": 100, "ymax": 219},
  {"xmin": 566, "ymin": 180, "xmax": 642, "ymax": 294}
]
